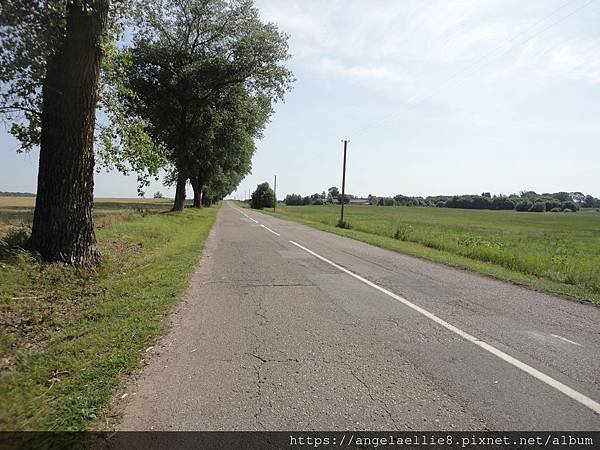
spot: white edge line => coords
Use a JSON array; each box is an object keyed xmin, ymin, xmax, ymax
[
  {"xmin": 551, "ymin": 334, "xmax": 584, "ymax": 347},
  {"xmin": 288, "ymin": 239, "xmax": 600, "ymax": 415},
  {"xmin": 261, "ymin": 224, "xmax": 281, "ymax": 236}
]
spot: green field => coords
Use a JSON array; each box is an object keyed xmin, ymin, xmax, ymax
[
  {"xmin": 0, "ymin": 198, "xmax": 218, "ymax": 430},
  {"xmin": 260, "ymin": 204, "xmax": 600, "ymax": 303}
]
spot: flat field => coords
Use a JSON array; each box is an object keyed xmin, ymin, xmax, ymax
[
  {"xmin": 0, "ymin": 196, "xmax": 176, "ymax": 235},
  {"xmin": 262, "ymin": 204, "xmax": 600, "ymax": 303}
]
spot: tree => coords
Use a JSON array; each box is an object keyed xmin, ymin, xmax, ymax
[
  {"xmin": 284, "ymin": 194, "xmax": 303, "ymax": 205},
  {"xmin": 491, "ymin": 196, "xmax": 515, "ymax": 210},
  {"xmin": 571, "ymin": 192, "xmax": 585, "ymax": 204},
  {"xmin": 188, "ymin": 85, "xmax": 271, "ymax": 208},
  {"xmin": 338, "ymin": 194, "xmax": 350, "ymax": 205},
  {"xmin": 552, "ymin": 192, "xmax": 572, "ymax": 202},
  {"xmin": 328, "ymin": 186, "xmax": 339, "ymax": 199},
  {"xmin": 516, "ymin": 200, "xmax": 532, "ymax": 212},
  {"xmin": 529, "ymin": 201, "xmax": 546, "ymax": 213},
  {"xmin": 201, "ymin": 166, "xmax": 243, "ymax": 206},
  {"xmin": 106, "ymin": 0, "xmax": 293, "ymax": 211},
  {"xmin": 561, "ymin": 201, "xmax": 579, "ymax": 212},
  {"xmin": 1, "ymin": 0, "xmax": 111, "ymax": 265},
  {"xmin": 583, "ymin": 195, "xmax": 599, "ymax": 208},
  {"xmin": 251, "ymin": 182, "xmax": 274, "ymax": 209}
]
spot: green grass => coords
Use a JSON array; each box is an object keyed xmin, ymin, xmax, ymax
[
  {"xmin": 251, "ymin": 203, "xmax": 600, "ymax": 303},
  {"xmin": 0, "ymin": 204, "xmax": 219, "ymax": 430}
]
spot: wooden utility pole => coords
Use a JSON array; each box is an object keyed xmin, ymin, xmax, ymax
[
  {"xmin": 274, "ymin": 175, "xmax": 277, "ymax": 211},
  {"xmin": 340, "ymin": 140, "xmax": 348, "ymax": 224}
]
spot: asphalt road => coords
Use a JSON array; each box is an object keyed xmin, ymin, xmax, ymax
[{"xmin": 118, "ymin": 202, "xmax": 600, "ymax": 430}]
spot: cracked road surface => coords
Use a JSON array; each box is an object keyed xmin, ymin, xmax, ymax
[{"xmin": 118, "ymin": 202, "xmax": 600, "ymax": 430}]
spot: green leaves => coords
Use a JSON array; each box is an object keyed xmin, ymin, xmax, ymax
[
  {"xmin": 104, "ymin": 0, "xmax": 293, "ymax": 200},
  {"xmin": 1, "ymin": 0, "xmax": 293, "ymax": 200},
  {"xmin": 0, "ymin": 1, "xmax": 67, "ymax": 151}
]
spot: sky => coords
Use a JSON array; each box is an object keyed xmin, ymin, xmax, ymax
[{"xmin": 1, "ymin": 0, "xmax": 600, "ymax": 199}]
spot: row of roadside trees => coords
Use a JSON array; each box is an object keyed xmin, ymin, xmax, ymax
[{"xmin": 0, "ymin": 0, "xmax": 293, "ymax": 265}]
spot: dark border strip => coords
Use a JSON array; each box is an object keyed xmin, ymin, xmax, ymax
[{"xmin": 0, "ymin": 431, "xmax": 598, "ymax": 450}]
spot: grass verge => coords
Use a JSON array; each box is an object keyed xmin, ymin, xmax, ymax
[
  {"xmin": 243, "ymin": 203, "xmax": 600, "ymax": 304},
  {"xmin": 0, "ymin": 205, "xmax": 219, "ymax": 430}
]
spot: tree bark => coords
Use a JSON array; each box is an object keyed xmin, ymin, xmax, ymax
[
  {"xmin": 172, "ymin": 173, "xmax": 187, "ymax": 211},
  {"xmin": 190, "ymin": 175, "xmax": 204, "ymax": 208},
  {"xmin": 29, "ymin": 0, "xmax": 109, "ymax": 266}
]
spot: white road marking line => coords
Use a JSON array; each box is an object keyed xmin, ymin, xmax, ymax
[
  {"xmin": 236, "ymin": 208, "xmax": 258, "ymax": 223},
  {"xmin": 261, "ymin": 224, "xmax": 281, "ymax": 236},
  {"xmin": 232, "ymin": 205, "xmax": 269, "ymax": 229},
  {"xmin": 551, "ymin": 334, "xmax": 584, "ymax": 347},
  {"xmin": 288, "ymin": 239, "xmax": 600, "ymax": 415}
]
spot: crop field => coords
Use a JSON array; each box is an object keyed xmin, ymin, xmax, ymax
[
  {"xmin": 0, "ymin": 197, "xmax": 177, "ymax": 235},
  {"xmin": 266, "ymin": 204, "xmax": 600, "ymax": 303}
]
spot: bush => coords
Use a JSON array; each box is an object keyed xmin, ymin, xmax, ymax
[
  {"xmin": 336, "ymin": 220, "xmax": 351, "ymax": 229},
  {"xmin": 529, "ymin": 201, "xmax": 546, "ymax": 212},
  {"xmin": 491, "ymin": 196, "xmax": 515, "ymax": 210},
  {"xmin": 561, "ymin": 201, "xmax": 579, "ymax": 212},
  {"xmin": 542, "ymin": 198, "xmax": 561, "ymax": 211},
  {"xmin": 153, "ymin": 191, "xmax": 163, "ymax": 199},
  {"xmin": 0, "ymin": 227, "xmax": 30, "ymax": 258},
  {"xmin": 251, "ymin": 182, "xmax": 275, "ymax": 209},
  {"xmin": 550, "ymin": 207, "xmax": 561, "ymax": 212},
  {"xmin": 515, "ymin": 200, "xmax": 532, "ymax": 212},
  {"xmin": 563, "ymin": 208, "xmax": 574, "ymax": 213}
]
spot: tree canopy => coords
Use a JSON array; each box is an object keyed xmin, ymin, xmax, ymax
[
  {"xmin": 102, "ymin": 0, "xmax": 293, "ymax": 207},
  {"xmin": 0, "ymin": 0, "xmax": 294, "ymax": 265}
]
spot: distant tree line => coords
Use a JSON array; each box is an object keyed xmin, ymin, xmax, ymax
[
  {"xmin": 0, "ymin": 191, "xmax": 36, "ymax": 197},
  {"xmin": 284, "ymin": 187, "xmax": 352, "ymax": 206},
  {"xmin": 368, "ymin": 191, "xmax": 599, "ymax": 212},
  {"xmin": 283, "ymin": 189, "xmax": 600, "ymax": 213}
]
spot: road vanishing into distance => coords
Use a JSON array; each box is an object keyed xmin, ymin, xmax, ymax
[{"xmin": 119, "ymin": 202, "xmax": 600, "ymax": 430}]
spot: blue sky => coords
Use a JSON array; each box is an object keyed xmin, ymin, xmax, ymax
[{"xmin": 2, "ymin": 0, "xmax": 599, "ymax": 199}]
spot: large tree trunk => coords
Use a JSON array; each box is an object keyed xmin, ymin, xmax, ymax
[
  {"xmin": 192, "ymin": 186, "xmax": 202, "ymax": 208},
  {"xmin": 172, "ymin": 173, "xmax": 187, "ymax": 211},
  {"xmin": 190, "ymin": 175, "xmax": 204, "ymax": 208},
  {"xmin": 29, "ymin": 0, "xmax": 109, "ymax": 266}
]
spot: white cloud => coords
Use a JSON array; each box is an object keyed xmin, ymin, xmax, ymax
[{"xmin": 257, "ymin": 0, "xmax": 600, "ymax": 97}]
